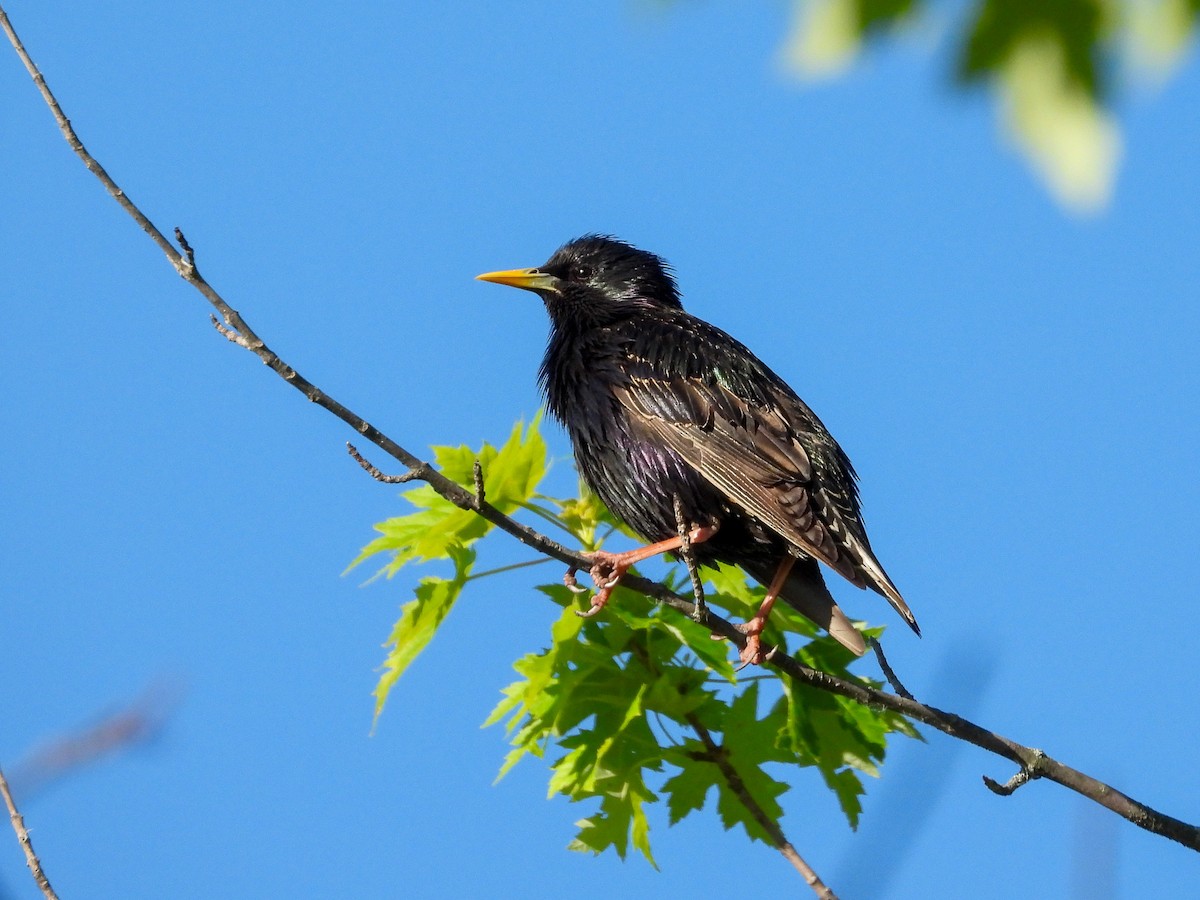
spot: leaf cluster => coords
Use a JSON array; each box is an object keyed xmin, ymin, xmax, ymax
[
  {"xmin": 783, "ymin": 0, "xmax": 1200, "ymax": 209},
  {"xmin": 352, "ymin": 417, "xmax": 918, "ymax": 863}
]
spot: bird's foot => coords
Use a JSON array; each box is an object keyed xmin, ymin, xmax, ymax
[
  {"xmin": 587, "ymin": 551, "xmax": 627, "ymax": 590},
  {"xmin": 735, "ymin": 616, "xmax": 768, "ymax": 666},
  {"xmin": 572, "ymin": 551, "xmax": 630, "ymax": 618}
]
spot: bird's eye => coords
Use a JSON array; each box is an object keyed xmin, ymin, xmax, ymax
[{"xmin": 572, "ymin": 264, "xmax": 593, "ymax": 281}]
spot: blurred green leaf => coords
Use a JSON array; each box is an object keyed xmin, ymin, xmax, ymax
[
  {"xmin": 957, "ymin": 0, "xmax": 1120, "ymax": 210},
  {"xmin": 1001, "ymin": 32, "xmax": 1121, "ymax": 210},
  {"xmin": 782, "ymin": 0, "xmax": 917, "ymax": 76},
  {"xmin": 774, "ymin": 0, "xmax": 1199, "ymax": 211},
  {"xmin": 959, "ymin": 0, "xmax": 1109, "ymax": 96},
  {"xmin": 859, "ymin": 0, "xmax": 916, "ymax": 31},
  {"xmin": 1129, "ymin": 0, "xmax": 1200, "ymax": 72}
]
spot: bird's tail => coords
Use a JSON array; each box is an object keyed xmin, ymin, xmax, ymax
[
  {"xmin": 853, "ymin": 547, "xmax": 921, "ymax": 637},
  {"xmin": 744, "ymin": 558, "xmax": 867, "ymax": 656}
]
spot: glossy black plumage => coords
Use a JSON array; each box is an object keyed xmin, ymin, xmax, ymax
[{"xmin": 478, "ymin": 235, "xmax": 918, "ymax": 655}]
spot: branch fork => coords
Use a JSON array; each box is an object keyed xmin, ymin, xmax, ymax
[{"xmin": 984, "ymin": 750, "xmax": 1047, "ymax": 796}]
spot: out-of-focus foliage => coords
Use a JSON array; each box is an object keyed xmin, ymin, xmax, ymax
[
  {"xmin": 778, "ymin": 0, "xmax": 1198, "ymax": 211},
  {"xmin": 354, "ymin": 417, "xmax": 918, "ymax": 863}
]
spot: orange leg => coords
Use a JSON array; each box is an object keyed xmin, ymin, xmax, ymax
[
  {"xmin": 736, "ymin": 555, "xmax": 796, "ymax": 665},
  {"xmin": 571, "ymin": 523, "xmax": 720, "ymax": 618}
]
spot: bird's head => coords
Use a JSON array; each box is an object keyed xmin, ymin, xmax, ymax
[{"xmin": 477, "ymin": 235, "xmax": 681, "ymax": 326}]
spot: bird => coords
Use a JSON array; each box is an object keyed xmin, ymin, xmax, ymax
[{"xmin": 476, "ymin": 235, "xmax": 918, "ymax": 663}]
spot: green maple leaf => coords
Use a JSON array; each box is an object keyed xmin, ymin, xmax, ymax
[
  {"xmin": 662, "ymin": 739, "xmax": 720, "ymax": 825},
  {"xmin": 372, "ymin": 544, "xmax": 474, "ymax": 722},
  {"xmin": 569, "ymin": 781, "xmax": 658, "ymax": 867}
]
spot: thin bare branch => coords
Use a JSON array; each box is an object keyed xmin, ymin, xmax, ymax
[
  {"xmin": 211, "ymin": 313, "xmax": 250, "ymax": 348},
  {"xmin": 983, "ymin": 752, "xmax": 1045, "ymax": 796},
  {"xmin": 686, "ymin": 716, "xmax": 838, "ymax": 900},
  {"xmin": 6, "ymin": 1, "xmax": 1200, "ymax": 858},
  {"xmin": 630, "ymin": 637, "xmax": 836, "ymax": 894},
  {"xmin": 0, "ymin": 767, "xmax": 59, "ymax": 900},
  {"xmin": 464, "ymin": 557, "xmax": 552, "ymax": 582},
  {"xmin": 346, "ymin": 443, "xmax": 423, "ymax": 484},
  {"xmin": 870, "ymin": 637, "xmax": 915, "ymax": 701}
]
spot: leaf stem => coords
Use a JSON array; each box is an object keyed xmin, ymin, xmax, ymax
[
  {"xmin": 465, "ymin": 557, "xmax": 553, "ymax": 583},
  {"xmin": 518, "ymin": 501, "xmax": 576, "ymax": 536}
]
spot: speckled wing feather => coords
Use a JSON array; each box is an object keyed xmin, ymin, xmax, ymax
[{"xmin": 612, "ymin": 315, "xmax": 918, "ymax": 631}]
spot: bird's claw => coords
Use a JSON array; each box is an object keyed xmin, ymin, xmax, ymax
[
  {"xmin": 735, "ymin": 617, "xmax": 768, "ymax": 666},
  {"xmin": 563, "ymin": 567, "xmax": 589, "ymax": 594},
  {"xmin": 588, "ymin": 555, "xmax": 622, "ymax": 589},
  {"xmin": 568, "ymin": 551, "xmax": 631, "ymax": 619},
  {"xmin": 575, "ymin": 599, "xmax": 607, "ymax": 618},
  {"xmin": 575, "ymin": 582, "xmax": 617, "ymax": 618}
]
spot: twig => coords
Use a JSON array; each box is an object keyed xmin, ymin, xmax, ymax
[
  {"xmin": 983, "ymin": 752, "xmax": 1045, "ymax": 796},
  {"xmin": 674, "ymin": 494, "xmax": 707, "ymax": 622},
  {"xmin": 870, "ymin": 638, "xmax": 914, "ymax": 701},
  {"xmin": 0, "ymin": 767, "xmax": 59, "ymax": 900},
  {"xmin": 687, "ymin": 716, "xmax": 838, "ymax": 900},
  {"xmin": 211, "ymin": 313, "xmax": 250, "ymax": 348},
  {"xmin": 6, "ymin": 3, "xmax": 1200, "ymax": 857},
  {"xmin": 464, "ymin": 557, "xmax": 552, "ymax": 582},
  {"xmin": 174, "ymin": 227, "xmax": 195, "ymax": 267},
  {"xmin": 473, "ymin": 459, "xmax": 486, "ymax": 503},
  {"xmin": 629, "ymin": 638, "xmax": 834, "ymax": 895},
  {"xmin": 347, "ymin": 442, "xmax": 424, "ymax": 484}
]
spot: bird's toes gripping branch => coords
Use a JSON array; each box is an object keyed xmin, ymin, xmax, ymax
[
  {"xmin": 575, "ymin": 552, "xmax": 628, "ymax": 618},
  {"xmin": 734, "ymin": 554, "xmax": 797, "ymax": 666},
  {"xmin": 562, "ymin": 557, "xmax": 626, "ymax": 617},
  {"xmin": 565, "ymin": 524, "xmax": 720, "ymax": 620},
  {"xmin": 734, "ymin": 618, "xmax": 774, "ymax": 667}
]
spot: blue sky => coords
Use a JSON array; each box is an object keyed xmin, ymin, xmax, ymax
[{"xmin": 2, "ymin": 2, "xmax": 1198, "ymax": 897}]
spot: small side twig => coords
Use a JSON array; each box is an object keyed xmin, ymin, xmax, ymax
[
  {"xmin": 210, "ymin": 314, "xmax": 250, "ymax": 348},
  {"xmin": 473, "ymin": 459, "xmax": 486, "ymax": 503},
  {"xmin": 870, "ymin": 637, "xmax": 914, "ymax": 701},
  {"xmin": 984, "ymin": 750, "xmax": 1046, "ymax": 796},
  {"xmin": 346, "ymin": 443, "xmax": 424, "ymax": 484},
  {"xmin": 174, "ymin": 226, "xmax": 196, "ymax": 268},
  {"xmin": 0, "ymin": 767, "xmax": 58, "ymax": 900},
  {"xmin": 674, "ymin": 494, "xmax": 707, "ymax": 622}
]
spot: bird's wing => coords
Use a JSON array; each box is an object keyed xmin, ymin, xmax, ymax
[{"xmin": 611, "ymin": 317, "xmax": 916, "ymax": 630}]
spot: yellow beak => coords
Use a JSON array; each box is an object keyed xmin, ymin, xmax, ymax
[{"xmin": 475, "ymin": 268, "xmax": 558, "ymax": 292}]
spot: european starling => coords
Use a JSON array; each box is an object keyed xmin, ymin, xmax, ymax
[{"xmin": 477, "ymin": 235, "xmax": 918, "ymax": 662}]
